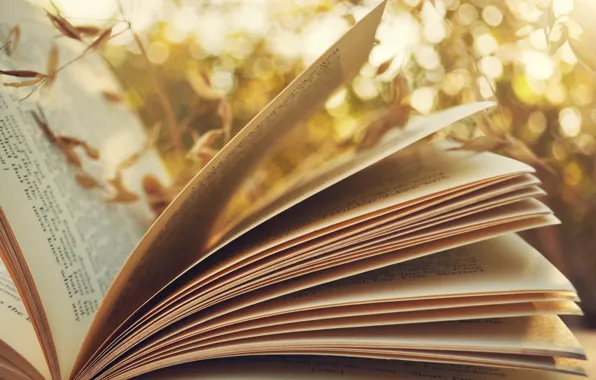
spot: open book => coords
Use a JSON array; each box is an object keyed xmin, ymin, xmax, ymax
[{"xmin": 0, "ymin": 0, "xmax": 587, "ymax": 379}]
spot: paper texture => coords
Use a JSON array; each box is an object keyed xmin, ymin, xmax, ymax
[
  {"xmin": 76, "ymin": 2, "xmax": 392, "ymax": 374},
  {"xmin": 137, "ymin": 355, "xmax": 573, "ymax": 380},
  {"xmin": 0, "ymin": 261, "xmax": 48, "ymax": 379}
]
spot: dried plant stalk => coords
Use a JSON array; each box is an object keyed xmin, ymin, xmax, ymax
[
  {"xmin": 45, "ymin": 44, "xmax": 59, "ymax": 89},
  {"xmin": 46, "ymin": 11, "xmax": 81, "ymax": 40},
  {"xmin": 107, "ymin": 172, "xmax": 139, "ymax": 203},
  {"xmin": 3, "ymin": 26, "xmax": 20, "ymax": 56},
  {"xmin": 75, "ymin": 26, "xmax": 103, "ymax": 37},
  {"xmin": 84, "ymin": 27, "xmax": 113, "ymax": 53}
]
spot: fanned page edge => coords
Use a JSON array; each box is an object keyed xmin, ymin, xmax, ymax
[{"xmin": 71, "ymin": 1, "xmax": 389, "ymax": 376}]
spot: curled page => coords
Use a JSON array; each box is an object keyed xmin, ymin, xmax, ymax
[{"xmin": 75, "ymin": 1, "xmax": 391, "ymax": 373}]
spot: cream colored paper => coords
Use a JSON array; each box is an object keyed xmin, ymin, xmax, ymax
[
  {"xmin": 164, "ymin": 144, "xmax": 538, "ymax": 315},
  {"xmin": 76, "ymin": 3, "xmax": 392, "ymax": 373},
  {"xmin": 186, "ymin": 234, "xmax": 578, "ymax": 335},
  {"xmin": 107, "ymin": 316, "xmax": 583, "ymax": 379},
  {"xmin": 116, "ymin": 145, "xmax": 540, "ymax": 347},
  {"xmin": 134, "ymin": 355, "xmax": 573, "ymax": 380},
  {"xmin": 0, "ymin": 263, "xmax": 48, "ymax": 379}
]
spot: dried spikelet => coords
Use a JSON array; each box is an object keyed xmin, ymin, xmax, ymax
[
  {"xmin": 45, "ymin": 44, "xmax": 59, "ymax": 90},
  {"xmin": 447, "ymin": 132, "xmax": 469, "ymax": 144},
  {"xmin": 345, "ymin": 73, "xmax": 413, "ymax": 151},
  {"xmin": 75, "ymin": 25, "xmax": 103, "ymax": 37},
  {"xmin": 187, "ymin": 69, "xmax": 222, "ymax": 100},
  {"xmin": 117, "ymin": 123, "xmax": 161, "ymax": 170},
  {"xmin": 391, "ymin": 72, "xmax": 410, "ymax": 105},
  {"xmin": 505, "ymin": 135, "xmax": 555, "ymax": 174},
  {"xmin": 187, "ymin": 129, "xmax": 224, "ymax": 161},
  {"xmin": 568, "ymin": 38, "xmax": 596, "ymax": 74},
  {"xmin": 82, "ymin": 144, "xmax": 100, "ymax": 160},
  {"xmin": 542, "ymin": 5, "xmax": 556, "ymax": 41},
  {"xmin": 107, "ymin": 173, "xmax": 139, "ymax": 203},
  {"xmin": 3, "ymin": 77, "xmax": 45, "ymax": 88},
  {"xmin": 342, "ymin": 14, "xmax": 356, "ymax": 26},
  {"xmin": 142, "ymin": 174, "xmax": 171, "ymax": 216},
  {"xmin": 448, "ymin": 135, "xmax": 507, "ymax": 152},
  {"xmin": 549, "ymin": 24, "xmax": 569, "ymax": 56},
  {"xmin": 55, "ymin": 136, "xmax": 82, "ymax": 147},
  {"xmin": 31, "ymin": 109, "xmax": 99, "ymax": 168},
  {"xmin": 132, "ymin": 32, "xmax": 147, "ymax": 56},
  {"xmin": 46, "ymin": 12, "xmax": 81, "ymax": 41},
  {"xmin": 195, "ymin": 147, "xmax": 219, "ymax": 166},
  {"xmin": 101, "ymin": 90, "xmax": 123, "ymax": 103},
  {"xmin": 62, "ymin": 147, "xmax": 82, "ymax": 168},
  {"xmin": 0, "ymin": 70, "xmax": 46, "ymax": 78},
  {"xmin": 217, "ymin": 100, "xmax": 233, "ymax": 142},
  {"xmin": 356, "ymin": 105, "xmax": 413, "ymax": 151},
  {"xmin": 4, "ymin": 26, "xmax": 20, "ymax": 56},
  {"xmin": 474, "ymin": 113, "xmax": 507, "ymax": 139},
  {"xmin": 31, "ymin": 110, "xmax": 57, "ymax": 142},
  {"xmin": 55, "ymin": 136, "xmax": 100, "ymax": 160},
  {"xmin": 75, "ymin": 173, "xmax": 99, "ymax": 189},
  {"xmin": 84, "ymin": 27, "xmax": 112, "ymax": 53},
  {"xmin": 142, "ymin": 174, "xmax": 167, "ymax": 197}
]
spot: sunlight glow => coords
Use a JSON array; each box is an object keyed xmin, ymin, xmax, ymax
[
  {"xmin": 411, "ymin": 87, "xmax": 436, "ymax": 114},
  {"xmin": 522, "ymin": 51, "xmax": 555, "ymax": 80},
  {"xmin": 560, "ymin": 107, "xmax": 583, "ymax": 137},
  {"xmin": 52, "ymin": 0, "xmax": 117, "ymax": 20},
  {"xmin": 301, "ymin": 14, "xmax": 350, "ymax": 65}
]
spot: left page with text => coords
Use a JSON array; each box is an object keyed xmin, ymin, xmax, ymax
[{"xmin": 0, "ymin": 0, "xmax": 170, "ymax": 378}]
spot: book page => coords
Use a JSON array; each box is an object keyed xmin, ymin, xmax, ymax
[
  {"xmin": 125, "ymin": 232, "xmax": 573, "ymax": 360},
  {"xmin": 180, "ymin": 200, "xmax": 554, "ymax": 316},
  {"xmin": 111, "ymin": 316, "xmax": 584, "ymax": 378},
  {"xmin": 0, "ymin": 355, "xmax": 29, "ymax": 380},
  {"xmin": 209, "ymin": 103, "xmax": 495, "ymax": 248},
  {"xmin": 213, "ymin": 184, "xmax": 543, "ymax": 292},
  {"xmin": 75, "ymin": 173, "xmax": 547, "ymax": 379},
  {"xmin": 110, "ymin": 300, "xmax": 579, "ymax": 375},
  {"xmin": 191, "ymin": 217, "xmax": 560, "ymax": 337},
  {"xmin": 195, "ymin": 315, "xmax": 584, "ymax": 359},
  {"xmin": 194, "ymin": 234, "xmax": 577, "ymax": 332},
  {"xmin": 103, "ymin": 293, "xmax": 577, "ymax": 374},
  {"xmin": 196, "ymin": 301, "xmax": 580, "ymax": 349},
  {"xmin": 167, "ymin": 144, "xmax": 536, "ymax": 312},
  {"xmin": 102, "ymin": 211, "xmax": 558, "ymax": 378},
  {"xmin": 140, "ymin": 355, "xmax": 570, "ymax": 380},
  {"xmin": 0, "ymin": 262, "xmax": 48, "ymax": 379},
  {"xmin": 81, "ymin": 215, "xmax": 558, "ymax": 380},
  {"xmin": 127, "ymin": 144, "xmax": 537, "ymax": 343},
  {"xmin": 76, "ymin": 1, "xmax": 390, "ymax": 373},
  {"xmin": 224, "ymin": 142, "xmax": 536, "ymax": 259},
  {"xmin": 0, "ymin": 1, "xmax": 170, "ymax": 376}
]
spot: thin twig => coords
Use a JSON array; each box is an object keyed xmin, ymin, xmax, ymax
[
  {"xmin": 115, "ymin": 0, "xmax": 180, "ymax": 150},
  {"xmin": 131, "ymin": 32, "xmax": 180, "ymax": 150},
  {"xmin": 20, "ymin": 80, "xmax": 46, "ymax": 101},
  {"xmin": 0, "ymin": 41, "xmax": 9, "ymax": 52}
]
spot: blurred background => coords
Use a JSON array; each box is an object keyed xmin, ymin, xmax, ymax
[{"xmin": 31, "ymin": 0, "xmax": 596, "ymax": 351}]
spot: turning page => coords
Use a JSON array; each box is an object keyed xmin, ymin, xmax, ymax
[
  {"xmin": 76, "ymin": 0, "xmax": 392, "ymax": 371},
  {"xmin": 142, "ymin": 356, "xmax": 573, "ymax": 380},
  {"xmin": 196, "ymin": 233, "xmax": 577, "ymax": 329}
]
